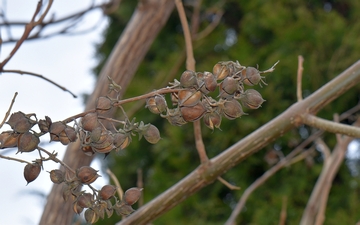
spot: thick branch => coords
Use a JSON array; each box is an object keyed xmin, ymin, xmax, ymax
[
  {"xmin": 39, "ymin": 1, "xmax": 175, "ymax": 225},
  {"xmin": 117, "ymin": 60, "xmax": 360, "ymax": 224}
]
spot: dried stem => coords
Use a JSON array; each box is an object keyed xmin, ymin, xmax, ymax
[
  {"xmin": 0, "ymin": 154, "xmax": 32, "ymax": 164},
  {"xmin": 0, "ymin": 0, "xmax": 53, "ymax": 69},
  {"xmin": 302, "ymin": 113, "xmax": 360, "ymax": 138},
  {"xmin": 279, "ymin": 196, "xmax": 288, "ymax": 225},
  {"xmin": 225, "ymin": 146, "xmax": 315, "ymax": 225},
  {"xmin": 137, "ymin": 168, "xmax": 144, "ymax": 207},
  {"xmin": 0, "ymin": 92, "xmax": 18, "ymax": 128},
  {"xmin": 2, "ymin": 70, "xmax": 77, "ymax": 98},
  {"xmin": 297, "ymin": 55, "xmax": 304, "ymax": 101},
  {"xmin": 37, "ymin": 146, "xmax": 75, "ymax": 174},
  {"xmin": 175, "ymin": 0, "xmax": 208, "ymax": 164},
  {"xmin": 217, "ymin": 177, "xmax": 240, "ymax": 190}
]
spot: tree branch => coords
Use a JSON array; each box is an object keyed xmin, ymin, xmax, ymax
[{"xmin": 116, "ymin": 61, "xmax": 360, "ymax": 224}]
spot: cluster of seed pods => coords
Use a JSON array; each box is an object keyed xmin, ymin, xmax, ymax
[{"xmin": 146, "ymin": 60, "xmax": 277, "ymax": 129}]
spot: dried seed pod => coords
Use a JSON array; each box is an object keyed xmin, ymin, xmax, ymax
[
  {"xmin": 99, "ymin": 185, "xmax": 117, "ymax": 200},
  {"xmin": 73, "ymin": 201, "xmax": 84, "ymax": 214},
  {"xmin": 81, "ymin": 112, "xmax": 100, "ymax": 132},
  {"xmin": 7, "ymin": 111, "xmax": 36, "ymax": 133},
  {"xmin": 76, "ymin": 166, "xmax": 100, "ymax": 184},
  {"xmin": 180, "ymin": 102, "xmax": 206, "ymax": 122},
  {"xmin": 77, "ymin": 193, "xmax": 94, "ymax": 208},
  {"xmin": 178, "ymin": 89, "xmax": 202, "ymax": 107},
  {"xmin": 162, "ymin": 108, "xmax": 187, "ymax": 126},
  {"xmin": 124, "ymin": 187, "xmax": 143, "ymax": 205},
  {"xmin": 114, "ymin": 204, "xmax": 135, "ymax": 216},
  {"xmin": 213, "ymin": 62, "xmax": 232, "ymax": 80},
  {"xmin": 82, "ymin": 145, "xmax": 95, "ymax": 156},
  {"xmin": 203, "ymin": 71, "xmax": 217, "ymax": 92},
  {"xmin": 49, "ymin": 169, "xmax": 65, "ymax": 184},
  {"xmin": 241, "ymin": 67, "xmax": 265, "ymax": 86},
  {"xmin": 203, "ymin": 111, "xmax": 222, "ymax": 130},
  {"xmin": 221, "ymin": 99, "xmax": 245, "ymax": 120},
  {"xmin": 18, "ymin": 132, "xmax": 40, "ymax": 153},
  {"xmin": 84, "ymin": 208, "xmax": 99, "ymax": 224},
  {"xmin": 146, "ymin": 95, "xmax": 167, "ymax": 114},
  {"xmin": 240, "ymin": 89, "xmax": 265, "ymax": 109},
  {"xmin": 0, "ymin": 131, "xmax": 19, "ymax": 148},
  {"xmin": 180, "ymin": 70, "xmax": 197, "ymax": 88},
  {"xmin": 143, "ymin": 124, "xmax": 161, "ymax": 144},
  {"xmin": 64, "ymin": 126, "xmax": 77, "ymax": 143},
  {"xmin": 170, "ymin": 92, "xmax": 179, "ymax": 106},
  {"xmin": 113, "ymin": 132, "xmax": 131, "ymax": 150},
  {"xmin": 96, "ymin": 96, "xmax": 112, "ymax": 112},
  {"xmin": 24, "ymin": 163, "xmax": 41, "ymax": 185},
  {"xmin": 38, "ymin": 116, "xmax": 52, "ymax": 133},
  {"xmin": 220, "ymin": 77, "xmax": 238, "ymax": 95}
]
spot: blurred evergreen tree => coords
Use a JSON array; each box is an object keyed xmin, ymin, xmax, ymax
[{"xmin": 93, "ymin": 0, "xmax": 360, "ymax": 224}]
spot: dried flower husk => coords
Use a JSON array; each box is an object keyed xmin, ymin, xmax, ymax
[
  {"xmin": 213, "ymin": 62, "xmax": 231, "ymax": 80},
  {"xmin": 99, "ymin": 185, "xmax": 117, "ymax": 200},
  {"xmin": 81, "ymin": 112, "xmax": 100, "ymax": 132},
  {"xmin": 73, "ymin": 201, "xmax": 84, "ymax": 214},
  {"xmin": 162, "ymin": 108, "xmax": 187, "ymax": 126},
  {"xmin": 96, "ymin": 96, "xmax": 112, "ymax": 113},
  {"xmin": 239, "ymin": 89, "xmax": 265, "ymax": 109},
  {"xmin": 38, "ymin": 116, "xmax": 52, "ymax": 133},
  {"xmin": 77, "ymin": 192, "xmax": 94, "ymax": 208},
  {"xmin": 81, "ymin": 145, "xmax": 95, "ymax": 156},
  {"xmin": 0, "ymin": 131, "xmax": 19, "ymax": 148},
  {"xmin": 241, "ymin": 67, "xmax": 263, "ymax": 86},
  {"xmin": 146, "ymin": 97, "xmax": 160, "ymax": 114},
  {"xmin": 114, "ymin": 203, "xmax": 135, "ymax": 216},
  {"xmin": 18, "ymin": 132, "xmax": 40, "ymax": 153},
  {"xmin": 84, "ymin": 208, "xmax": 99, "ymax": 224},
  {"xmin": 178, "ymin": 89, "xmax": 202, "ymax": 107},
  {"xmin": 143, "ymin": 124, "xmax": 160, "ymax": 144},
  {"xmin": 203, "ymin": 111, "xmax": 222, "ymax": 130},
  {"xmin": 7, "ymin": 111, "xmax": 36, "ymax": 133},
  {"xmin": 113, "ymin": 132, "xmax": 131, "ymax": 150},
  {"xmin": 49, "ymin": 169, "xmax": 65, "ymax": 184},
  {"xmin": 180, "ymin": 70, "xmax": 197, "ymax": 88},
  {"xmin": 76, "ymin": 166, "xmax": 100, "ymax": 184},
  {"xmin": 124, "ymin": 187, "xmax": 143, "ymax": 205},
  {"xmin": 24, "ymin": 162, "xmax": 41, "ymax": 185},
  {"xmin": 221, "ymin": 99, "xmax": 245, "ymax": 120},
  {"xmin": 180, "ymin": 102, "xmax": 206, "ymax": 122}
]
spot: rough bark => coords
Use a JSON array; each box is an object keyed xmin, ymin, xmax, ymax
[{"xmin": 39, "ymin": 1, "xmax": 175, "ymax": 224}]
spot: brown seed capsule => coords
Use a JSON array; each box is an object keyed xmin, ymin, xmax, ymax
[
  {"xmin": 203, "ymin": 71, "xmax": 217, "ymax": 92},
  {"xmin": 213, "ymin": 62, "xmax": 232, "ymax": 80},
  {"xmin": 0, "ymin": 131, "xmax": 19, "ymax": 148},
  {"xmin": 18, "ymin": 132, "xmax": 40, "ymax": 153},
  {"xmin": 124, "ymin": 187, "xmax": 143, "ymax": 205},
  {"xmin": 24, "ymin": 163, "xmax": 41, "ymax": 185},
  {"xmin": 77, "ymin": 193, "xmax": 94, "ymax": 208},
  {"xmin": 162, "ymin": 108, "xmax": 187, "ymax": 126},
  {"xmin": 154, "ymin": 95, "xmax": 167, "ymax": 113},
  {"xmin": 146, "ymin": 97, "xmax": 160, "ymax": 114},
  {"xmin": 81, "ymin": 112, "xmax": 100, "ymax": 132},
  {"xmin": 143, "ymin": 124, "xmax": 161, "ymax": 144},
  {"xmin": 38, "ymin": 116, "xmax": 52, "ymax": 133},
  {"xmin": 96, "ymin": 96, "xmax": 112, "ymax": 112},
  {"xmin": 84, "ymin": 208, "xmax": 99, "ymax": 224},
  {"xmin": 203, "ymin": 112, "xmax": 222, "ymax": 130},
  {"xmin": 180, "ymin": 102, "xmax": 207, "ymax": 122},
  {"xmin": 180, "ymin": 70, "xmax": 198, "ymax": 88},
  {"xmin": 241, "ymin": 67, "xmax": 265, "ymax": 86},
  {"xmin": 115, "ymin": 204, "xmax": 135, "ymax": 216},
  {"xmin": 73, "ymin": 201, "xmax": 84, "ymax": 214},
  {"xmin": 221, "ymin": 99, "xmax": 245, "ymax": 120},
  {"xmin": 113, "ymin": 132, "xmax": 131, "ymax": 150},
  {"xmin": 240, "ymin": 89, "xmax": 265, "ymax": 109},
  {"xmin": 7, "ymin": 111, "xmax": 36, "ymax": 133},
  {"xmin": 76, "ymin": 166, "xmax": 100, "ymax": 184},
  {"xmin": 49, "ymin": 169, "xmax": 65, "ymax": 184},
  {"xmin": 99, "ymin": 185, "xmax": 117, "ymax": 200},
  {"xmin": 220, "ymin": 77, "xmax": 238, "ymax": 95},
  {"xmin": 178, "ymin": 89, "xmax": 202, "ymax": 107}
]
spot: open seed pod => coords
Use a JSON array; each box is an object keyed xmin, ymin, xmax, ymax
[
  {"xmin": 178, "ymin": 89, "xmax": 202, "ymax": 107},
  {"xmin": 180, "ymin": 102, "xmax": 206, "ymax": 122}
]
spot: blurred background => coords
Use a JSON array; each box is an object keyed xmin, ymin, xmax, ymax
[{"xmin": 1, "ymin": 0, "xmax": 360, "ymax": 224}]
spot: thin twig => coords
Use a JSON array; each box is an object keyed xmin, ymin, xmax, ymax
[
  {"xmin": 2, "ymin": 70, "xmax": 77, "ymax": 98},
  {"xmin": 297, "ymin": 55, "xmax": 304, "ymax": 101},
  {"xmin": 0, "ymin": 0, "xmax": 53, "ymax": 69},
  {"xmin": 0, "ymin": 92, "xmax": 18, "ymax": 128},
  {"xmin": 175, "ymin": 0, "xmax": 208, "ymax": 164},
  {"xmin": 279, "ymin": 196, "xmax": 287, "ymax": 225},
  {"xmin": 37, "ymin": 146, "xmax": 75, "ymax": 173},
  {"xmin": 137, "ymin": 168, "xmax": 144, "ymax": 207},
  {"xmin": 217, "ymin": 177, "xmax": 240, "ymax": 190},
  {"xmin": 0, "ymin": 154, "xmax": 32, "ymax": 164}
]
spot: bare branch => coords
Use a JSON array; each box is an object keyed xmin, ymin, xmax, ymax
[
  {"xmin": 297, "ymin": 55, "xmax": 304, "ymax": 101},
  {"xmin": 0, "ymin": 92, "xmax": 18, "ymax": 128},
  {"xmin": 1, "ymin": 70, "xmax": 77, "ymax": 98},
  {"xmin": 302, "ymin": 113, "xmax": 360, "ymax": 138}
]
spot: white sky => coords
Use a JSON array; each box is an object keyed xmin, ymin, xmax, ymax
[{"xmin": 0, "ymin": 1, "xmax": 109, "ymax": 224}]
